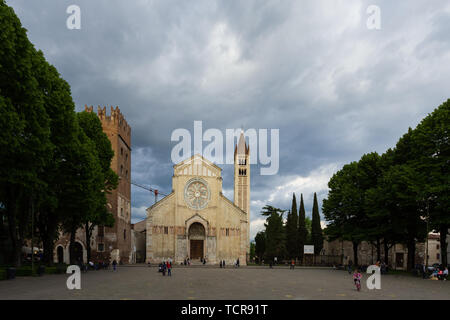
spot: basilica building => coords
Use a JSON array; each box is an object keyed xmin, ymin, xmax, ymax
[{"xmin": 146, "ymin": 133, "xmax": 250, "ymax": 265}]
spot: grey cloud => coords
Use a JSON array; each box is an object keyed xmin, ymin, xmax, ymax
[{"xmin": 8, "ymin": 0, "xmax": 450, "ymax": 237}]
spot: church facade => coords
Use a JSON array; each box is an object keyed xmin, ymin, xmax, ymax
[{"xmin": 146, "ymin": 133, "xmax": 250, "ymax": 265}]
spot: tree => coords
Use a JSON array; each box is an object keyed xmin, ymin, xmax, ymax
[
  {"xmin": 249, "ymin": 242, "xmax": 256, "ymax": 263},
  {"xmin": 255, "ymin": 231, "xmax": 266, "ymax": 264},
  {"xmin": 311, "ymin": 193, "xmax": 323, "ymax": 255},
  {"xmin": 285, "ymin": 193, "xmax": 298, "ymax": 259},
  {"xmin": 0, "ymin": 1, "xmax": 52, "ymax": 266},
  {"xmin": 261, "ymin": 205, "xmax": 286, "ymax": 261},
  {"xmin": 323, "ymin": 162, "xmax": 366, "ymax": 266},
  {"xmin": 412, "ymin": 100, "xmax": 450, "ymax": 267},
  {"xmin": 297, "ymin": 194, "xmax": 308, "ymax": 262}
]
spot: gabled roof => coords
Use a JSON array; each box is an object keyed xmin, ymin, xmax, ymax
[{"xmin": 174, "ymin": 153, "xmax": 222, "ymax": 171}]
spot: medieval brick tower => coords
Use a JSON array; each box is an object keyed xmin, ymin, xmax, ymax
[
  {"xmin": 234, "ymin": 131, "xmax": 250, "ymax": 260},
  {"xmin": 85, "ymin": 105, "xmax": 132, "ymax": 263}
]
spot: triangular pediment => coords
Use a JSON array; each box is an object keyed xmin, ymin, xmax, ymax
[{"xmin": 174, "ymin": 154, "xmax": 221, "ymax": 178}]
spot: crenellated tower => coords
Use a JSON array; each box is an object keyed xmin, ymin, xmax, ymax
[{"xmin": 85, "ymin": 105, "xmax": 132, "ymax": 263}]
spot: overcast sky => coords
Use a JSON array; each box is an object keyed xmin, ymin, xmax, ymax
[{"xmin": 8, "ymin": 0, "xmax": 450, "ymax": 240}]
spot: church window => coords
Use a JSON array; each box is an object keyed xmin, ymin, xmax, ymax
[
  {"xmin": 121, "ymin": 208, "xmax": 124, "ymax": 216},
  {"xmin": 124, "ymin": 229, "xmax": 126, "ymax": 239},
  {"xmin": 226, "ymin": 228, "xmax": 229, "ymax": 236},
  {"xmin": 121, "ymin": 165, "xmax": 123, "ymax": 175},
  {"xmin": 164, "ymin": 226, "xmax": 168, "ymax": 234}
]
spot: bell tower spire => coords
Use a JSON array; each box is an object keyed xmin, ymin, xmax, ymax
[{"xmin": 234, "ymin": 131, "xmax": 250, "ymax": 214}]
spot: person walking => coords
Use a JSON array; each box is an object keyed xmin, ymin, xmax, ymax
[
  {"xmin": 219, "ymin": 260, "xmax": 223, "ymax": 268},
  {"xmin": 167, "ymin": 261, "xmax": 172, "ymax": 277},
  {"xmin": 290, "ymin": 259, "xmax": 295, "ymax": 270},
  {"xmin": 162, "ymin": 261, "xmax": 166, "ymax": 276},
  {"xmin": 112, "ymin": 259, "xmax": 117, "ymax": 272}
]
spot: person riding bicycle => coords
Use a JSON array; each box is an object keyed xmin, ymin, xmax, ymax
[{"xmin": 353, "ymin": 269, "xmax": 362, "ymax": 290}]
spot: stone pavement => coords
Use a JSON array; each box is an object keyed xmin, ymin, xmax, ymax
[{"xmin": 0, "ymin": 265, "xmax": 448, "ymax": 300}]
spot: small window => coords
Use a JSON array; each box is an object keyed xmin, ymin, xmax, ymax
[
  {"xmin": 121, "ymin": 148, "xmax": 123, "ymax": 155},
  {"xmin": 120, "ymin": 165, "xmax": 123, "ymax": 174},
  {"xmin": 164, "ymin": 227, "xmax": 168, "ymax": 234},
  {"xmin": 124, "ymin": 229, "xmax": 126, "ymax": 240},
  {"xmin": 226, "ymin": 228, "xmax": 229, "ymax": 236},
  {"xmin": 437, "ymin": 244, "xmax": 440, "ymax": 250},
  {"xmin": 126, "ymin": 153, "xmax": 128, "ymax": 161},
  {"xmin": 98, "ymin": 243, "xmax": 104, "ymax": 252},
  {"xmin": 437, "ymin": 253, "xmax": 440, "ymax": 260},
  {"xmin": 126, "ymin": 170, "xmax": 128, "ymax": 178}
]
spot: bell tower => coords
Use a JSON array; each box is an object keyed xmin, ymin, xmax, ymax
[{"xmin": 234, "ymin": 131, "xmax": 250, "ymax": 215}]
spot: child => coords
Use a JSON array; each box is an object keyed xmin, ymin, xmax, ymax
[{"xmin": 353, "ymin": 269, "xmax": 362, "ymax": 291}]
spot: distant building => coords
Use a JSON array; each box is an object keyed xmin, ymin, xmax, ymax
[
  {"xmin": 53, "ymin": 106, "xmax": 132, "ymax": 264},
  {"xmin": 131, "ymin": 220, "xmax": 146, "ymax": 263},
  {"xmin": 323, "ymin": 232, "xmax": 443, "ymax": 269}
]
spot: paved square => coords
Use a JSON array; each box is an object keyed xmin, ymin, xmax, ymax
[{"xmin": 0, "ymin": 265, "xmax": 448, "ymax": 300}]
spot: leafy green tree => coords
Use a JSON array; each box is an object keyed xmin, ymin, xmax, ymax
[
  {"xmin": 412, "ymin": 100, "xmax": 450, "ymax": 267},
  {"xmin": 249, "ymin": 242, "xmax": 256, "ymax": 262},
  {"xmin": 323, "ymin": 162, "xmax": 366, "ymax": 266},
  {"xmin": 311, "ymin": 193, "xmax": 323, "ymax": 255},
  {"xmin": 0, "ymin": 1, "xmax": 52, "ymax": 266},
  {"xmin": 285, "ymin": 193, "xmax": 298, "ymax": 259},
  {"xmin": 255, "ymin": 231, "xmax": 266, "ymax": 264},
  {"xmin": 297, "ymin": 194, "xmax": 308, "ymax": 261},
  {"xmin": 261, "ymin": 205, "xmax": 286, "ymax": 261}
]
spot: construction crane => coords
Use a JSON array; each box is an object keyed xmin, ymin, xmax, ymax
[{"xmin": 131, "ymin": 181, "xmax": 165, "ymax": 204}]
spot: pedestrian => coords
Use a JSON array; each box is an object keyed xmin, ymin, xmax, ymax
[
  {"xmin": 162, "ymin": 261, "xmax": 166, "ymax": 276},
  {"xmin": 112, "ymin": 259, "xmax": 117, "ymax": 272},
  {"xmin": 237, "ymin": 258, "xmax": 240, "ymax": 268},
  {"xmin": 223, "ymin": 260, "xmax": 226, "ymax": 268},
  {"xmin": 443, "ymin": 267, "xmax": 448, "ymax": 281},
  {"xmin": 290, "ymin": 259, "xmax": 295, "ymax": 270},
  {"xmin": 219, "ymin": 260, "xmax": 222, "ymax": 268},
  {"xmin": 167, "ymin": 261, "xmax": 172, "ymax": 277},
  {"xmin": 348, "ymin": 260, "xmax": 353, "ymax": 274}
]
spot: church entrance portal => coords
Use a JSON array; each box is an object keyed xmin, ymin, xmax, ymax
[{"xmin": 188, "ymin": 222, "xmax": 205, "ymax": 260}]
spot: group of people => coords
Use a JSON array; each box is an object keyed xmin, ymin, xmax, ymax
[
  {"xmin": 426, "ymin": 265, "xmax": 448, "ymax": 281},
  {"xmin": 77, "ymin": 258, "xmax": 116, "ymax": 272},
  {"xmin": 219, "ymin": 258, "xmax": 240, "ymax": 268},
  {"xmin": 158, "ymin": 260, "xmax": 172, "ymax": 276}
]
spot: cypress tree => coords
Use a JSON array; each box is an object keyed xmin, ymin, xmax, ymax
[
  {"xmin": 297, "ymin": 194, "xmax": 307, "ymax": 262},
  {"xmin": 311, "ymin": 192, "xmax": 324, "ymax": 255},
  {"xmin": 285, "ymin": 193, "xmax": 298, "ymax": 259}
]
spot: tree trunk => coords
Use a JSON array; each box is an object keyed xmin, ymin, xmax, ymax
[
  {"xmin": 6, "ymin": 190, "xmax": 22, "ymax": 267},
  {"xmin": 85, "ymin": 222, "xmax": 92, "ymax": 263},
  {"xmin": 384, "ymin": 241, "xmax": 390, "ymax": 266},
  {"xmin": 352, "ymin": 241, "xmax": 359, "ymax": 267},
  {"xmin": 376, "ymin": 238, "xmax": 381, "ymax": 262},
  {"xmin": 407, "ymin": 238, "xmax": 416, "ymax": 272},
  {"xmin": 439, "ymin": 224, "xmax": 448, "ymax": 268}
]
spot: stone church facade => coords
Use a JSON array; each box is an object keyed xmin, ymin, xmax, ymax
[
  {"xmin": 146, "ymin": 133, "xmax": 250, "ymax": 265},
  {"xmin": 53, "ymin": 106, "xmax": 132, "ymax": 264}
]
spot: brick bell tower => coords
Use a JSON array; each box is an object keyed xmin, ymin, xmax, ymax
[
  {"xmin": 234, "ymin": 131, "xmax": 250, "ymax": 262},
  {"xmin": 85, "ymin": 105, "xmax": 132, "ymax": 263}
]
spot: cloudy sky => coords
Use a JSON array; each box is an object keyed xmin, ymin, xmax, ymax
[{"xmin": 8, "ymin": 0, "xmax": 450, "ymax": 240}]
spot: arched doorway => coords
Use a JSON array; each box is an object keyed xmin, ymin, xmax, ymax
[
  {"xmin": 70, "ymin": 242, "xmax": 83, "ymax": 264},
  {"xmin": 57, "ymin": 246, "xmax": 64, "ymax": 264},
  {"xmin": 188, "ymin": 223, "xmax": 205, "ymax": 260}
]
